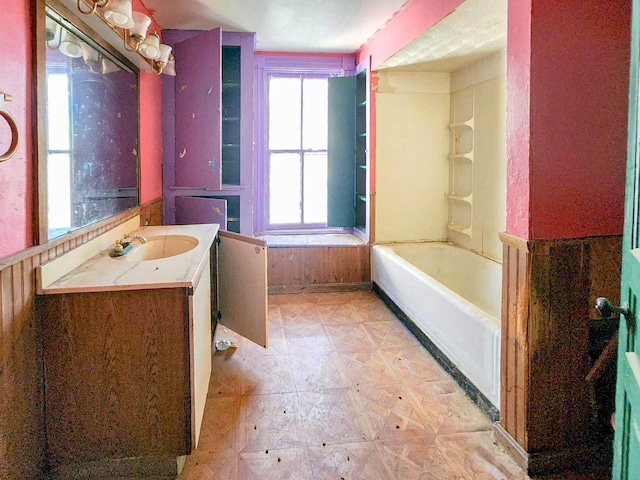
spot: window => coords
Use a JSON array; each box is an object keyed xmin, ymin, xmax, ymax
[
  {"xmin": 255, "ymin": 54, "xmax": 356, "ymax": 234},
  {"xmin": 267, "ymin": 75, "xmax": 328, "ymax": 228}
]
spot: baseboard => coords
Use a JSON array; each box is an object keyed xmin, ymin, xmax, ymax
[
  {"xmin": 46, "ymin": 455, "xmax": 186, "ymax": 479},
  {"xmin": 373, "ymin": 282, "xmax": 500, "ymax": 423},
  {"xmin": 493, "ymin": 422, "xmax": 528, "ymax": 470},
  {"xmin": 269, "ymin": 282, "xmax": 372, "ymax": 295},
  {"xmin": 493, "ymin": 421, "xmax": 612, "ymax": 476}
]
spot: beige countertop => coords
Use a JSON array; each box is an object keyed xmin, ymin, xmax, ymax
[{"xmin": 39, "ymin": 224, "xmax": 219, "ymax": 295}]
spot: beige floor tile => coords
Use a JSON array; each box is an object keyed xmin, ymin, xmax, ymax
[
  {"xmin": 325, "ymin": 323, "xmax": 378, "ymax": 352},
  {"xmin": 241, "ymin": 354, "xmax": 296, "ymax": 396},
  {"xmin": 307, "ymin": 441, "xmax": 391, "ymax": 480},
  {"xmin": 238, "ymin": 448, "xmax": 313, "ymax": 480},
  {"xmin": 196, "ymin": 396, "xmax": 240, "ymax": 457},
  {"xmin": 355, "ymin": 383, "xmax": 436, "ymax": 442},
  {"xmin": 268, "ymin": 305, "xmax": 284, "ymax": 326},
  {"xmin": 177, "ymin": 452, "xmax": 238, "ymax": 480},
  {"xmin": 317, "ymin": 303, "xmax": 363, "ymax": 325},
  {"xmin": 435, "ymin": 431, "xmax": 527, "ymax": 480},
  {"xmin": 280, "ymin": 303, "xmax": 323, "ymax": 326},
  {"xmin": 362, "ymin": 320, "xmax": 419, "ymax": 349},
  {"xmin": 336, "ymin": 349, "xmax": 399, "ymax": 386},
  {"xmin": 380, "ymin": 346, "xmax": 450, "ymax": 383},
  {"xmin": 238, "ymin": 393, "xmax": 306, "ymax": 453},
  {"xmin": 284, "ymin": 323, "xmax": 332, "ymax": 357},
  {"xmin": 405, "ymin": 379, "xmax": 492, "ymax": 434},
  {"xmin": 290, "ymin": 351, "xmax": 350, "ymax": 392},
  {"xmin": 352, "ymin": 301, "xmax": 398, "ymax": 323},
  {"xmin": 209, "ymin": 350, "xmax": 248, "ymax": 397},
  {"xmin": 375, "ymin": 438, "xmax": 459, "ymax": 480},
  {"xmin": 297, "ymin": 388, "xmax": 371, "ymax": 446}
]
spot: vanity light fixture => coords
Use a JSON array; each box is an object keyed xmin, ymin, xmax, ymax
[
  {"xmin": 77, "ymin": 0, "xmax": 109, "ymax": 16},
  {"xmin": 125, "ymin": 11, "xmax": 152, "ymax": 51},
  {"xmin": 59, "ymin": 31, "xmax": 84, "ymax": 58},
  {"xmin": 139, "ymin": 31, "xmax": 160, "ymax": 59},
  {"xmin": 74, "ymin": 0, "xmax": 176, "ymax": 75},
  {"xmin": 163, "ymin": 54, "xmax": 176, "ymax": 76},
  {"xmin": 103, "ymin": 0, "xmax": 134, "ymax": 29}
]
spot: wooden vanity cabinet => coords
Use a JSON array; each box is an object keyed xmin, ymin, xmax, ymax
[{"xmin": 41, "ymin": 255, "xmax": 213, "ymax": 468}]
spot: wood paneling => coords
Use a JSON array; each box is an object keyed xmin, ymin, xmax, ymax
[
  {"xmin": 0, "ymin": 199, "xmax": 162, "ymax": 478},
  {"xmin": 267, "ymin": 245, "xmax": 370, "ymax": 288},
  {"xmin": 42, "ymin": 288, "xmax": 190, "ymax": 467},
  {"xmin": 498, "ymin": 232, "xmax": 622, "ymax": 474}
]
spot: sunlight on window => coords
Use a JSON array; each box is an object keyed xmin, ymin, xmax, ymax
[
  {"xmin": 303, "ymin": 152, "xmax": 327, "ymax": 223},
  {"xmin": 269, "ymin": 77, "xmax": 301, "ymax": 150},
  {"xmin": 47, "ymin": 74, "xmax": 70, "ymax": 151},
  {"xmin": 46, "ymin": 73, "xmax": 72, "ymax": 232},
  {"xmin": 270, "ymin": 153, "xmax": 302, "ymax": 224},
  {"xmin": 302, "ymin": 79, "xmax": 328, "ymax": 150},
  {"xmin": 47, "ymin": 153, "xmax": 71, "ymax": 229}
]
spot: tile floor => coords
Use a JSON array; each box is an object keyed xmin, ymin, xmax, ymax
[{"xmin": 176, "ymin": 291, "xmax": 610, "ymax": 480}]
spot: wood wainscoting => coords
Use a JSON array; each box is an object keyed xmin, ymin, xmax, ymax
[
  {"xmin": 496, "ymin": 232, "xmax": 622, "ymax": 474},
  {"xmin": 0, "ymin": 198, "xmax": 163, "ymax": 478},
  {"xmin": 268, "ymin": 245, "xmax": 371, "ymax": 293}
]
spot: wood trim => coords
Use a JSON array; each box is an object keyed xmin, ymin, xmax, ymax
[
  {"xmin": 33, "ymin": 0, "xmax": 47, "ymax": 245},
  {"xmin": 267, "ymin": 245, "xmax": 371, "ymax": 287},
  {"xmin": 498, "ymin": 231, "xmax": 529, "ymax": 252},
  {"xmin": 0, "ymin": 198, "xmax": 162, "ymax": 478},
  {"xmin": 269, "ymin": 282, "xmax": 372, "ymax": 295},
  {"xmin": 219, "ymin": 229, "xmax": 266, "ymax": 246},
  {"xmin": 499, "ymin": 234, "xmax": 622, "ymax": 474}
]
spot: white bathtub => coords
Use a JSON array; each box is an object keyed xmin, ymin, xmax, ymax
[{"xmin": 372, "ymin": 242, "xmax": 501, "ymax": 408}]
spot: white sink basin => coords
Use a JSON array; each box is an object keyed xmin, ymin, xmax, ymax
[{"xmin": 119, "ymin": 235, "xmax": 199, "ymax": 261}]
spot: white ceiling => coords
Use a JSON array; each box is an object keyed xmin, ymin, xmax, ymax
[
  {"xmin": 143, "ymin": 0, "xmax": 410, "ymax": 53},
  {"xmin": 378, "ymin": 0, "xmax": 507, "ymax": 72}
]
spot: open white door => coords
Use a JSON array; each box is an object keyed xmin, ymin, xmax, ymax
[{"xmin": 218, "ymin": 231, "xmax": 268, "ymax": 348}]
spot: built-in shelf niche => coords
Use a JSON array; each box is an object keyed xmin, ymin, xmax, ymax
[{"xmin": 448, "ymin": 88, "xmax": 474, "ymax": 238}]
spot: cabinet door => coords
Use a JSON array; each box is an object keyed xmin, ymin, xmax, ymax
[
  {"xmin": 327, "ymin": 76, "xmax": 356, "ymax": 227},
  {"xmin": 218, "ymin": 231, "xmax": 268, "ymax": 348},
  {"xmin": 175, "ymin": 196, "xmax": 227, "ymax": 230},
  {"xmin": 174, "ymin": 28, "xmax": 222, "ymax": 189}
]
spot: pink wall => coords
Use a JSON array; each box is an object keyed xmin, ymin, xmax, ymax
[
  {"xmin": 505, "ymin": 0, "xmax": 532, "ymax": 238},
  {"xmin": 0, "ymin": 0, "xmax": 33, "ymax": 257},
  {"xmin": 139, "ymin": 72, "xmax": 163, "ymax": 203},
  {"xmin": 526, "ymin": 0, "xmax": 630, "ymax": 239}
]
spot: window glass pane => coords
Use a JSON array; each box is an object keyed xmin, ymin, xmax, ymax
[
  {"xmin": 268, "ymin": 77, "xmax": 301, "ymax": 150},
  {"xmin": 47, "ymin": 153, "xmax": 71, "ymax": 233},
  {"xmin": 270, "ymin": 153, "xmax": 301, "ymax": 224},
  {"xmin": 47, "ymin": 73, "xmax": 70, "ymax": 151},
  {"xmin": 303, "ymin": 152, "xmax": 327, "ymax": 224},
  {"xmin": 302, "ymin": 78, "xmax": 328, "ymax": 150}
]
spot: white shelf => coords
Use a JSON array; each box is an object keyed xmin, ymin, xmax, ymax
[
  {"xmin": 448, "ymin": 153, "xmax": 473, "ymax": 160},
  {"xmin": 447, "ymin": 223, "xmax": 472, "ymax": 236},
  {"xmin": 448, "ymin": 194, "xmax": 472, "ymax": 203}
]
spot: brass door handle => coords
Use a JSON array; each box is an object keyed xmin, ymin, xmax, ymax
[{"xmin": 0, "ymin": 91, "xmax": 19, "ymax": 163}]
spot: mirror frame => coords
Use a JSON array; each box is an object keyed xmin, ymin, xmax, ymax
[{"xmin": 33, "ymin": 0, "xmax": 141, "ymax": 244}]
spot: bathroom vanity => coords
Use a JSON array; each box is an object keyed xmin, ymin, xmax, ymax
[{"xmin": 36, "ymin": 218, "xmax": 267, "ymax": 475}]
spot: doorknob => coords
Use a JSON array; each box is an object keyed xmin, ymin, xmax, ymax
[{"xmin": 595, "ymin": 297, "xmax": 631, "ymax": 318}]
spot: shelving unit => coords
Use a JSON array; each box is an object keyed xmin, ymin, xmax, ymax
[
  {"xmin": 221, "ymin": 46, "xmax": 241, "ymax": 186},
  {"xmin": 355, "ymin": 70, "xmax": 367, "ymax": 233},
  {"xmin": 167, "ymin": 31, "xmax": 255, "ymax": 235},
  {"xmin": 448, "ymin": 89, "xmax": 474, "ymax": 242}
]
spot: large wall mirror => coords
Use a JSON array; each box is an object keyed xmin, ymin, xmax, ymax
[{"xmin": 43, "ymin": 5, "xmax": 139, "ymax": 241}]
